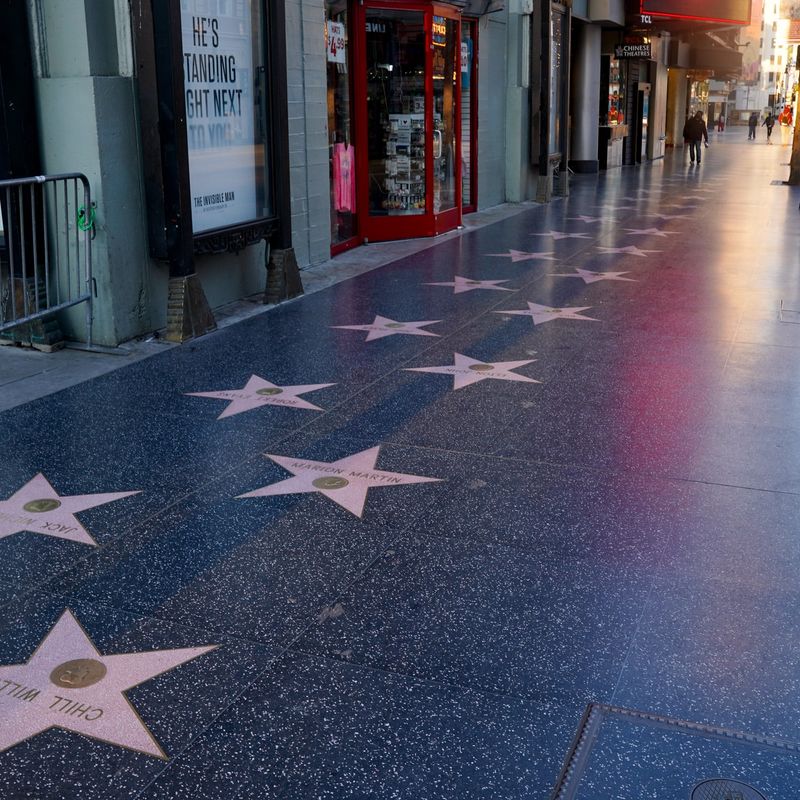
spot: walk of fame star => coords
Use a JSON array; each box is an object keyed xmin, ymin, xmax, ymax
[
  {"xmin": 332, "ymin": 315, "xmax": 441, "ymax": 341},
  {"xmin": 486, "ymin": 249, "xmax": 557, "ymax": 263},
  {"xmin": 424, "ymin": 276, "xmax": 513, "ymax": 294},
  {"xmin": 237, "ymin": 447, "xmax": 442, "ymax": 518},
  {"xmin": 495, "ymin": 302, "xmax": 598, "ymax": 325},
  {"xmin": 568, "ymin": 216, "xmax": 609, "ymax": 223},
  {"xmin": 623, "ymin": 227, "xmax": 678, "ymax": 238},
  {"xmin": 0, "ymin": 610, "xmax": 216, "ymax": 758},
  {"xmin": 549, "ymin": 268, "xmax": 636, "ymax": 284},
  {"xmin": 530, "ymin": 230, "xmax": 591, "ymax": 240},
  {"xmin": 0, "ymin": 474, "xmax": 140, "ymax": 547},
  {"xmin": 404, "ymin": 353, "xmax": 539, "ymax": 390},
  {"xmin": 595, "ymin": 245, "xmax": 659, "ymax": 257},
  {"xmin": 186, "ymin": 375, "xmax": 335, "ymax": 418}
]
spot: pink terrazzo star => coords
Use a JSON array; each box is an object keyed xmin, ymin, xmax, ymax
[
  {"xmin": 424, "ymin": 276, "xmax": 513, "ymax": 294},
  {"xmin": 404, "ymin": 353, "xmax": 539, "ymax": 390},
  {"xmin": 549, "ymin": 268, "xmax": 636, "ymax": 284},
  {"xmin": 0, "ymin": 610, "xmax": 216, "ymax": 758},
  {"xmin": 237, "ymin": 446, "xmax": 442, "ymax": 518},
  {"xmin": 0, "ymin": 474, "xmax": 140, "ymax": 546},
  {"xmin": 186, "ymin": 375, "xmax": 335, "ymax": 418},
  {"xmin": 496, "ymin": 302, "xmax": 598, "ymax": 326},
  {"xmin": 486, "ymin": 250, "xmax": 558, "ymax": 263},
  {"xmin": 332, "ymin": 315, "xmax": 441, "ymax": 341}
]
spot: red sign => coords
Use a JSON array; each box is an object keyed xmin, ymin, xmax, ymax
[{"xmin": 640, "ymin": 0, "xmax": 751, "ymax": 25}]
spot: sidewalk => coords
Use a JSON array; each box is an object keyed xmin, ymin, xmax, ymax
[
  {"xmin": 0, "ymin": 200, "xmax": 538, "ymax": 413},
  {"xmin": 1, "ymin": 130, "xmax": 800, "ymax": 798}
]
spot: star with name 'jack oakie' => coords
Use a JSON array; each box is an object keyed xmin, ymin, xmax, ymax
[
  {"xmin": 424, "ymin": 276, "xmax": 513, "ymax": 294},
  {"xmin": 623, "ymin": 227, "xmax": 678, "ymax": 238},
  {"xmin": 0, "ymin": 474, "xmax": 140, "ymax": 547},
  {"xmin": 486, "ymin": 249, "xmax": 558, "ymax": 263},
  {"xmin": 186, "ymin": 375, "xmax": 335, "ymax": 418},
  {"xmin": 332, "ymin": 315, "xmax": 441, "ymax": 341},
  {"xmin": 0, "ymin": 609, "xmax": 216, "ymax": 758},
  {"xmin": 495, "ymin": 302, "xmax": 598, "ymax": 326},
  {"xmin": 595, "ymin": 245, "xmax": 660, "ymax": 257},
  {"xmin": 530, "ymin": 230, "xmax": 591, "ymax": 240},
  {"xmin": 237, "ymin": 447, "xmax": 442, "ymax": 518},
  {"xmin": 404, "ymin": 353, "xmax": 540, "ymax": 390},
  {"xmin": 549, "ymin": 268, "xmax": 636, "ymax": 284}
]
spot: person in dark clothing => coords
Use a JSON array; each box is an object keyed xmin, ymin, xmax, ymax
[
  {"xmin": 763, "ymin": 113, "xmax": 775, "ymax": 143},
  {"xmin": 683, "ymin": 111, "xmax": 709, "ymax": 165},
  {"xmin": 748, "ymin": 111, "xmax": 759, "ymax": 139}
]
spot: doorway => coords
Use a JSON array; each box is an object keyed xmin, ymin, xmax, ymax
[{"xmin": 354, "ymin": 3, "xmax": 462, "ymax": 243}]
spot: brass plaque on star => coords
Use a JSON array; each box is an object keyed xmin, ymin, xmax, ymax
[
  {"xmin": 385, "ymin": 323, "xmax": 404, "ymax": 329},
  {"xmin": 23, "ymin": 498, "xmax": 62, "ymax": 513},
  {"xmin": 312, "ymin": 476, "xmax": 350, "ymax": 490},
  {"xmin": 50, "ymin": 658, "xmax": 108, "ymax": 689},
  {"xmin": 256, "ymin": 388, "xmax": 283, "ymax": 396},
  {"xmin": 469, "ymin": 364, "xmax": 495, "ymax": 372}
]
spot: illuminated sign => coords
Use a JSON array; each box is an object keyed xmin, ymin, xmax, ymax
[
  {"xmin": 432, "ymin": 15, "xmax": 447, "ymax": 47},
  {"xmin": 640, "ymin": 0, "xmax": 751, "ymax": 25},
  {"xmin": 616, "ymin": 40, "xmax": 652, "ymax": 58}
]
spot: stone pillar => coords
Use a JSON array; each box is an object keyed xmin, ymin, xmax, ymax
[
  {"xmin": 666, "ymin": 68, "xmax": 688, "ymax": 148},
  {"xmin": 569, "ymin": 22, "xmax": 601, "ymax": 173}
]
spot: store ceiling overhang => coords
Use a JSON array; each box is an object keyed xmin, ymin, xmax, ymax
[
  {"xmin": 456, "ymin": 0, "xmax": 505, "ymax": 15},
  {"xmin": 689, "ymin": 45, "xmax": 743, "ymax": 73}
]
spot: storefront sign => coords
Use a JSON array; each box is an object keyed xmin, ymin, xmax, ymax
[
  {"xmin": 432, "ymin": 16, "xmax": 447, "ymax": 48},
  {"xmin": 640, "ymin": 0, "xmax": 750, "ymax": 25},
  {"xmin": 615, "ymin": 41, "xmax": 652, "ymax": 59},
  {"xmin": 326, "ymin": 21, "xmax": 346, "ymax": 64},
  {"xmin": 461, "ymin": 41, "xmax": 469, "ymax": 73},
  {"xmin": 181, "ymin": 3, "xmax": 259, "ymax": 233}
]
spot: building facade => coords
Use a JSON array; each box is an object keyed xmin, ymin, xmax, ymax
[{"xmin": 0, "ymin": 0, "xmax": 751, "ymax": 348}]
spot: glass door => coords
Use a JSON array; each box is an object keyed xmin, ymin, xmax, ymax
[
  {"xmin": 355, "ymin": 3, "xmax": 461, "ymax": 243},
  {"xmin": 363, "ymin": 7, "xmax": 427, "ymax": 239},
  {"xmin": 431, "ymin": 10, "xmax": 460, "ymax": 234}
]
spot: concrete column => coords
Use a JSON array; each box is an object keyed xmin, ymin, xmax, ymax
[
  {"xmin": 569, "ymin": 22, "xmax": 601, "ymax": 173},
  {"xmin": 665, "ymin": 68, "xmax": 688, "ymax": 148}
]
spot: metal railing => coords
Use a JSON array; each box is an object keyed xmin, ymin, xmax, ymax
[{"xmin": 0, "ymin": 173, "xmax": 94, "ymax": 346}]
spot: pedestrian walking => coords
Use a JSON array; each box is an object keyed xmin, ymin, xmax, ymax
[
  {"xmin": 763, "ymin": 112, "xmax": 775, "ymax": 143},
  {"xmin": 683, "ymin": 111, "xmax": 709, "ymax": 165},
  {"xmin": 717, "ymin": 114, "xmax": 725, "ymax": 132},
  {"xmin": 748, "ymin": 111, "xmax": 758, "ymax": 139}
]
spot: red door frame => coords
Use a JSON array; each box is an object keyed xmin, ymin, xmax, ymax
[
  {"xmin": 462, "ymin": 16, "xmax": 478, "ymax": 215},
  {"xmin": 353, "ymin": 1, "xmax": 462, "ymax": 243}
]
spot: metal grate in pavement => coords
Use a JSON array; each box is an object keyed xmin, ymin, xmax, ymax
[
  {"xmin": 690, "ymin": 778, "xmax": 768, "ymax": 800},
  {"xmin": 549, "ymin": 703, "xmax": 800, "ymax": 800}
]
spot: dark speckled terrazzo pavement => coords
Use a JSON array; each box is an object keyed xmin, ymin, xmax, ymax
[{"xmin": 2, "ymin": 133, "xmax": 800, "ymax": 798}]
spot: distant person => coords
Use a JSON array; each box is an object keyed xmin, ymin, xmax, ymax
[
  {"xmin": 683, "ymin": 111, "xmax": 709, "ymax": 165},
  {"xmin": 763, "ymin": 112, "xmax": 775, "ymax": 143},
  {"xmin": 748, "ymin": 111, "xmax": 759, "ymax": 139},
  {"xmin": 717, "ymin": 114, "xmax": 725, "ymax": 132}
]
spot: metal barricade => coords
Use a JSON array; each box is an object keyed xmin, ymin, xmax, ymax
[{"xmin": 0, "ymin": 173, "xmax": 94, "ymax": 347}]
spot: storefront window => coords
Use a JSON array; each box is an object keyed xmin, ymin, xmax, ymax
[
  {"xmin": 325, "ymin": 0, "xmax": 356, "ymax": 246},
  {"xmin": 432, "ymin": 16, "xmax": 458, "ymax": 214},
  {"xmin": 460, "ymin": 21, "xmax": 475, "ymax": 210},
  {"xmin": 548, "ymin": 8, "xmax": 565, "ymax": 154},
  {"xmin": 180, "ymin": 0, "xmax": 272, "ymax": 234},
  {"xmin": 607, "ymin": 57, "xmax": 625, "ymax": 125},
  {"xmin": 365, "ymin": 10, "xmax": 426, "ymax": 216}
]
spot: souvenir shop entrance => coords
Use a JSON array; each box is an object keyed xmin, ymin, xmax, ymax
[{"xmin": 326, "ymin": 1, "xmax": 466, "ymax": 252}]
